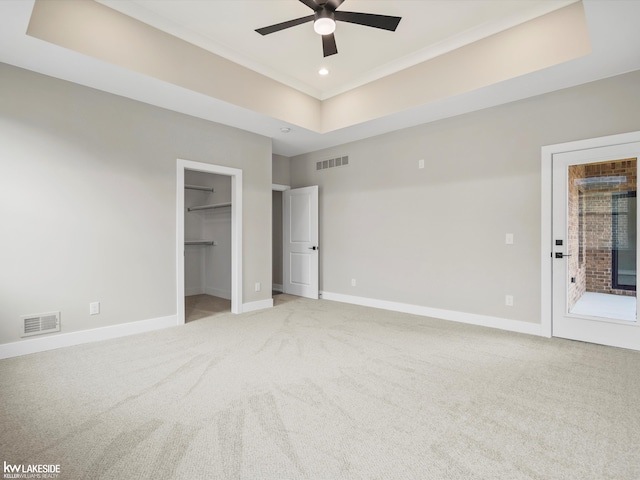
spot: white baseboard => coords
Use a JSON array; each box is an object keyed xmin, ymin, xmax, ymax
[
  {"xmin": 320, "ymin": 291, "xmax": 543, "ymax": 337},
  {"xmin": 205, "ymin": 287, "xmax": 232, "ymax": 300},
  {"xmin": 185, "ymin": 288, "xmax": 231, "ymax": 300},
  {"xmin": 0, "ymin": 315, "xmax": 177, "ymax": 360},
  {"xmin": 272, "ymin": 284, "xmax": 283, "ymax": 293},
  {"xmin": 242, "ymin": 298, "xmax": 274, "ymax": 313}
]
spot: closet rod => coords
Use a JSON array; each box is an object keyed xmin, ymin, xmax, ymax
[
  {"xmin": 185, "ymin": 184, "xmax": 214, "ymax": 192},
  {"xmin": 187, "ymin": 202, "xmax": 232, "ymax": 212},
  {"xmin": 185, "ymin": 241, "xmax": 215, "ymax": 246}
]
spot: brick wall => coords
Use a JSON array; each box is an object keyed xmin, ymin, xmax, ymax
[
  {"xmin": 568, "ymin": 164, "xmax": 586, "ymax": 309},
  {"xmin": 571, "ymin": 159, "xmax": 637, "ymax": 298}
]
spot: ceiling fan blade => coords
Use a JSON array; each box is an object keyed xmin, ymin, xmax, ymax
[
  {"xmin": 298, "ymin": 0, "xmax": 320, "ymax": 11},
  {"xmin": 326, "ymin": 0, "xmax": 345, "ymax": 10},
  {"xmin": 255, "ymin": 15, "xmax": 315, "ymax": 35},
  {"xmin": 334, "ymin": 11, "xmax": 402, "ymax": 31},
  {"xmin": 322, "ymin": 33, "xmax": 338, "ymax": 57}
]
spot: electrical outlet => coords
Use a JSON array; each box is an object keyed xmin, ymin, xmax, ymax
[
  {"xmin": 90, "ymin": 302, "xmax": 100, "ymax": 315},
  {"xmin": 505, "ymin": 295, "xmax": 514, "ymax": 307},
  {"xmin": 351, "ymin": 278, "xmax": 357, "ymax": 287},
  {"xmin": 505, "ymin": 233, "xmax": 514, "ymax": 245},
  {"xmin": 255, "ymin": 282, "xmax": 261, "ymax": 292}
]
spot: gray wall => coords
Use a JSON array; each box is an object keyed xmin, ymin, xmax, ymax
[
  {"xmin": 272, "ymin": 154, "xmax": 291, "ymax": 186},
  {"xmin": 272, "ymin": 191, "xmax": 283, "ymax": 289},
  {"xmin": 272, "ymin": 155, "xmax": 290, "ymax": 290},
  {"xmin": 291, "ymin": 70, "xmax": 640, "ymax": 324},
  {"xmin": 0, "ymin": 64, "xmax": 272, "ymax": 344},
  {"xmin": 184, "ymin": 171, "xmax": 232, "ymax": 299}
]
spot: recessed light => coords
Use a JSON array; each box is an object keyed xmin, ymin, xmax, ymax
[
  {"xmin": 319, "ymin": 68, "xmax": 329, "ymax": 76},
  {"xmin": 280, "ymin": 127, "xmax": 291, "ymax": 134}
]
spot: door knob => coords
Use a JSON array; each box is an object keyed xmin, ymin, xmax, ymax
[
  {"xmin": 554, "ymin": 252, "xmax": 572, "ymax": 259},
  {"xmin": 308, "ymin": 246, "xmax": 318, "ymax": 250}
]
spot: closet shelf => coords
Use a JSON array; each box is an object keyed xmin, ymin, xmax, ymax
[
  {"xmin": 185, "ymin": 184, "xmax": 214, "ymax": 192},
  {"xmin": 185, "ymin": 240, "xmax": 216, "ymax": 246},
  {"xmin": 187, "ymin": 202, "xmax": 232, "ymax": 212}
]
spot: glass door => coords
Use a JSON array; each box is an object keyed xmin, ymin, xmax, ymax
[{"xmin": 552, "ymin": 142, "xmax": 640, "ymax": 350}]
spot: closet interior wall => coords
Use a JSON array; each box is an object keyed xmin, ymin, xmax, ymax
[
  {"xmin": 184, "ymin": 170, "xmax": 232, "ymax": 299},
  {"xmin": 272, "ymin": 190, "xmax": 283, "ymax": 293}
]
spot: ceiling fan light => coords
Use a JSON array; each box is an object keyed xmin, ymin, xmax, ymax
[{"xmin": 314, "ymin": 17, "xmax": 336, "ymax": 35}]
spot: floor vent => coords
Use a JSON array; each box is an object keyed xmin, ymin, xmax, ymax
[
  {"xmin": 21, "ymin": 312, "xmax": 60, "ymax": 337},
  {"xmin": 317, "ymin": 155, "xmax": 349, "ymax": 171}
]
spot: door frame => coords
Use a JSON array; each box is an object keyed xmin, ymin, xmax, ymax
[
  {"xmin": 272, "ymin": 184, "xmax": 291, "ymax": 294},
  {"xmin": 541, "ymin": 131, "xmax": 640, "ymax": 338},
  {"xmin": 176, "ymin": 159, "xmax": 243, "ymax": 323}
]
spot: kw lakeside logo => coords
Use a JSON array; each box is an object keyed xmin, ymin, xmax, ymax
[{"xmin": 3, "ymin": 461, "xmax": 60, "ymax": 479}]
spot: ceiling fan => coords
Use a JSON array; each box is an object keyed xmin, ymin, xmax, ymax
[{"xmin": 255, "ymin": 0, "xmax": 402, "ymax": 57}]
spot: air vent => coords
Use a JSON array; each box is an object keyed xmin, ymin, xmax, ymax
[
  {"xmin": 21, "ymin": 312, "xmax": 60, "ymax": 337},
  {"xmin": 316, "ymin": 155, "xmax": 349, "ymax": 171}
]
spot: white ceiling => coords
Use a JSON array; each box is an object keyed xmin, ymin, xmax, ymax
[
  {"xmin": 1, "ymin": 1, "xmax": 640, "ymax": 157},
  {"xmin": 95, "ymin": 0, "xmax": 576, "ymax": 100}
]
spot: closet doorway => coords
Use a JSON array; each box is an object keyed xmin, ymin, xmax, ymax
[
  {"xmin": 176, "ymin": 159, "xmax": 243, "ymax": 324},
  {"xmin": 272, "ymin": 184, "xmax": 290, "ymax": 296},
  {"xmin": 184, "ymin": 170, "xmax": 231, "ymax": 321}
]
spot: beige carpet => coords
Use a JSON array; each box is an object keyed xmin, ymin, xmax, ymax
[
  {"xmin": 185, "ymin": 294, "xmax": 231, "ymax": 323},
  {"xmin": 1, "ymin": 295, "xmax": 639, "ymax": 479}
]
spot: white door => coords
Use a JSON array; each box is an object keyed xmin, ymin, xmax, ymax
[
  {"xmin": 283, "ymin": 186, "xmax": 319, "ymax": 299},
  {"xmin": 552, "ymin": 142, "xmax": 640, "ymax": 350}
]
